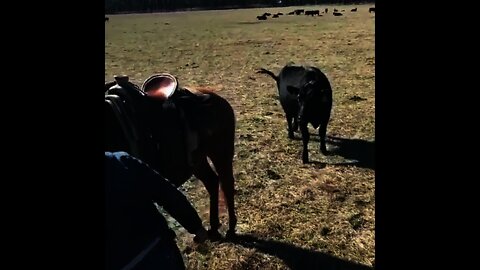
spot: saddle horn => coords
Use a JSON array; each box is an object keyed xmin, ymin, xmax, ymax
[{"xmin": 142, "ymin": 73, "xmax": 178, "ymax": 100}]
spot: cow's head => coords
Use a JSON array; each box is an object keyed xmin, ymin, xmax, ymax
[{"xmin": 287, "ymin": 80, "xmax": 324, "ymax": 122}]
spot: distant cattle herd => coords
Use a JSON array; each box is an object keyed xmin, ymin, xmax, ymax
[
  {"xmin": 256, "ymin": 6, "xmax": 375, "ymax": 20},
  {"xmin": 105, "ymin": 7, "xmax": 375, "ymax": 22}
]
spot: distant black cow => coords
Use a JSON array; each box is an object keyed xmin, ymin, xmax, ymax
[
  {"xmin": 351, "ymin": 8, "xmax": 357, "ymax": 12},
  {"xmin": 341, "ymin": 9, "xmax": 345, "ymax": 12},
  {"xmin": 272, "ymin": 14, "xmax": 279, "ymax": 18},
  {"xmin": 257, "ymin": 64, "xmax": 333, "ymax": 164},
  {"xmin": 333, "ymin": 12, "xmax": 343, "ymax": 16},
  {"xmin": 369, "ymin": 7, "xmax": 375, "ymax": 13},
  {"xmin": 264, "ymin": 12, "xmax": 272, "ymax": 16},
  {"xmin": 334, "ymin": 8, "xmax": 338, "ymax": 12},
  {"xmin": 325, "ymin": 8, "xmax": 328, "ymax": 13},
  {"xmin": 305, "ymin": 10, "xmax": 320, "ymax": 16},
  {"xmin": 288, "ymin": 11, "xmax": 295, "ymax": 15},
  {"xmin": 277, "ymin": 12, "xmax": 284, "ymax": 15},
  {"xmin": 294, "ymin": 9, "xmax": 305, "ymax": 15},
  {"xmin": 105, "ymin": 17, "xmax": 109, "ymax": 22},
  {"xmin": 257, "ymin": 14, "xmax": 267, "ymax": 20}
]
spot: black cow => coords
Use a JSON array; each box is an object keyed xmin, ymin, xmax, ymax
[
  {"xmin": 257, "ymin": 64, "xmax": 333, "ymax": 164},
  {"xmin": 264, "ymin": 12, "xmax": 272, "ymax": 16},
  {"xmin": 294, "ymin": 9, "xmax": 305, "ymax": 15},
  {"xmin": 257, "ymin": 14, "xmax": 267, "ymax": 20},
  {"xmin": 288, "ymin": 11, "xmax": 295, "ymax": 15},
  {"xmin": 351, "ymin": 8, "xmax": 357, "ymax": 12},
  {"xmin": 105, "ymin": 17, "xmax": 109, "ymax": 22},
  {"xmin": 369, "ymin": 7, "xmax": 376, "ymax": 13},
  {"xmin": 272, "ymin": 14, "xmax": 279, "ymax": 18},
  {"xmin": 333, "ymin": 12, "xmax": 343, "ymax": 16},
  {"xmin": 305, "ymin": 10, "xmax": 320, "ymax": 16},
  {"xmin": 334, "ymin": 8, "xmax": 338, "ymax": 12},
  {"xmin": 325, "ymin": 8, "xmax": 328, "ymax": 13}
]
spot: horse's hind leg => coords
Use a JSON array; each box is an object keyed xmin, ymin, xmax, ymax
[
  {"xmin": 209, "ymin": 155, "xmax": 237, "ymax": 239},
  {"xmin": 193, "ymin": 157, "xmax": 222, "ymax": 241}
]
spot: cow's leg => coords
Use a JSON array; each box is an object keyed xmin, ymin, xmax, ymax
[
  {"xmin": 299, "ymin": 121, "xmax": 310, "ymax": 163},
  {"xmin": 292, "ymin": 115, "xmax": 299, "ymax": 132},
  {"xmin": 318, "ymin": 108, "xmax": 332, "ymax": 155},
  {"xmin": 286, "ymin": 114, "xmax": 295, "ymax": 139},
  {"xmin": 193, "ymin": 157, "xmax": 222, "ymax": 241},
  {"xmin": 318, "ymin": 123, "xmax": 329, "ymax": 155}
]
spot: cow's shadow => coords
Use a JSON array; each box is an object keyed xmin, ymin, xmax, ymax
[
  {"xmin": 325, "ymin": 135, "xmax": 375, "ymax": 170},
  {"xmin": 294, "ymin": 133, "xmax": 374, "ymax": 169},
  {"xmin": 228, "ymin": 233, "xmax": 373, "ymax": 270}
]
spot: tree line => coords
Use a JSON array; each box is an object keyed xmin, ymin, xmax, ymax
[{"xmin": 105, "ymin": 0, "xmax": 372, "ymax": 14}]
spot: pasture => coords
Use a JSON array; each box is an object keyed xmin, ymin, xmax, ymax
[{"xmin": 106, "ymin": 3, "xmax": 375, "ymax": 269}]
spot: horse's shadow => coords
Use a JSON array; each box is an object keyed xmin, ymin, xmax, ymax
[
  {"xmin": 228, "ymin": 234, "xmax": 373, "ymax": 270},
  {"xmin": 325, "ymin": 135, "xmax": 375, "ymax": 170}
]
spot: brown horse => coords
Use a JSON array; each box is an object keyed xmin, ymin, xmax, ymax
[{"xmin": 105, "ymin": 75, "xmax": 237, "ymax": 239}]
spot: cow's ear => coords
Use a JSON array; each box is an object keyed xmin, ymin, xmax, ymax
[{"xmin": 287, "ymin": 86, "xmax": 300, "ymax": 95}]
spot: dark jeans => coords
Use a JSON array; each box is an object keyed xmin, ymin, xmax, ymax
[{"xmin": 125, "ymin": 238, "xmax": 185, "ymax": 270}]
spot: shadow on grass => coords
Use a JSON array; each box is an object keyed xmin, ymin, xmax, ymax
[
  {"xmin": 326, "ymin": 135, "xmax": 375, "ymax": 170},
  {"xmin": 291, "ymin": 134, "xmax": 374, "ymax": 170},
  {"xmin": 228, "ymin": 233, "xmax": 373, "ymax": 270}
]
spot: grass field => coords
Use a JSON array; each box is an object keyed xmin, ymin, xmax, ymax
[{"xmin": 106, "ymin": 3, "xmax": 375, "ymax": 269}]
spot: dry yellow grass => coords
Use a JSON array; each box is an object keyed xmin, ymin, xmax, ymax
[{"xmin": 106, "ymin": 3, "xmax": 375, "ymax": 269}]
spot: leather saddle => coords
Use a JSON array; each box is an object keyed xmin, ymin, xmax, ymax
[{"xmin": 104, "ymin": 74, "xmax": 201, "ymax": 179}]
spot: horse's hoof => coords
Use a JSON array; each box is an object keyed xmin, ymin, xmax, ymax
[
  {"xmin": 225, "ymin": 230, "xmax": 237, "ymax": 240},
  {"xmin": 207, "ymin": 230, "xmax": 223, "ymax": 242},
  {"xmin": 321, "ymin": 149, "xmax": 331, "ymax": 156}
]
